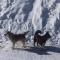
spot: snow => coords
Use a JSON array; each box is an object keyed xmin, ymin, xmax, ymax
[
  {"xmin": 31, "ymin": 0, "xmax": 42, "ymax": 31},
  {"xmin": 0, "ymin": 46, "xmax": 60, "ymax": 60}
]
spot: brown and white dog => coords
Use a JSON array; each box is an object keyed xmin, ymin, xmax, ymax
[
  {"xmin": 4, "ymin": 31, "xmax": 29, "ymax": 49},
  {"xmin": 34, "ymin": 30, "xmax": 51, "ymax": 47}
]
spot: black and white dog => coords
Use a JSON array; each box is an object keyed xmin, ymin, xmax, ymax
[{"xmin": 34, "ymin": 30, "xmax": 51, "ymax": 47}]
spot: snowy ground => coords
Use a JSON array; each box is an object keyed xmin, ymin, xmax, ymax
[{"xmin": 0, "ymin": 46, "xmax": 60, "ymax": 60}]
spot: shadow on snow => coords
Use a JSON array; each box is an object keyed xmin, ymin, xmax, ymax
[{"xmin": 13, "ymin": 46, "xmax": 60, "ymax": 55}]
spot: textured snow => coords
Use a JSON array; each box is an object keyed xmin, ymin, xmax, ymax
[
  {"xmin": 0, "ymin": 0, "xmax": 60, "ymax": 60},
  {"xmin": 0, "ymin": 0, "xmax": 60, "ymax": 58},
  {"xmin": 0, "ymin": 46, "xmax": 60, "ymax": 60}
]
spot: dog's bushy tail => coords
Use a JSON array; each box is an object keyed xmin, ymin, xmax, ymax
[{"xmin": 24, "ymin": 31, "xmax": 29, "ymax": 35}]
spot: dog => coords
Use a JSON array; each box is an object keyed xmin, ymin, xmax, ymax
[
  {"xmin": 4, "ymin": 31, "xmax": 29, "ymax": 49},
  {"xmin": 34, "ymin": 30, "xmax": 51, "ymax": 47},
  {"xmin": 34, "ymin": 30, "xmax": 42, "ymax": 47}
]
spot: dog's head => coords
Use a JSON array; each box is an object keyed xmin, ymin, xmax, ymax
[
  {"xmin": 46, "ymin": 32, "xmax": 51, "ymax": 38},
  {"xmin": 4, "ymin": 31, "xmax": 11, "ymax": 37}
]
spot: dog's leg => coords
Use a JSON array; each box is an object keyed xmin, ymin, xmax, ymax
[
  {"xmin": 37, "ymin": 39, "xmax": 39, "ymax": 47},
  {"xmin": 41, "ymin": 42, "xmax": 46, "ymax": 48},
  {"xmin": 22, "ymin": 41, "xmax": 25, "ymax": 48},
  {"xmin": 42, "ymin": 43, "xmax": 45, "ymax": 47},
  {"xmin": 22, "ymin": 39, "xmax": 26, "ymax": 48},
  {"xmin": 37, "ymin": 41, "xmax": 38, "ymax": 47},
  {"xmin": 12, "ymin": 41, "xmax": 15, "ymax": 49},
  {"xmin": 34, "ymin": 36, "xmax": 37, "ymax": 47},
  {"xmin": 34, "ymin": 41, "xmax": 35, "ymax": 47}
]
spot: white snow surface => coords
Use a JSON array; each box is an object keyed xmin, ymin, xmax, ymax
[{"xmin": 0, "ymin": 46, "xmax": 60, "ymax": 60}]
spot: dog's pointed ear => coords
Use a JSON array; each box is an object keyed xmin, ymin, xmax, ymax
[
  {"xmin": 5, "ymin": 30, "xmax": 8, "ymax": 33},
  {"xmin": 4, "ymin": 30, "xmax": 8, "ymax": 35}
]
